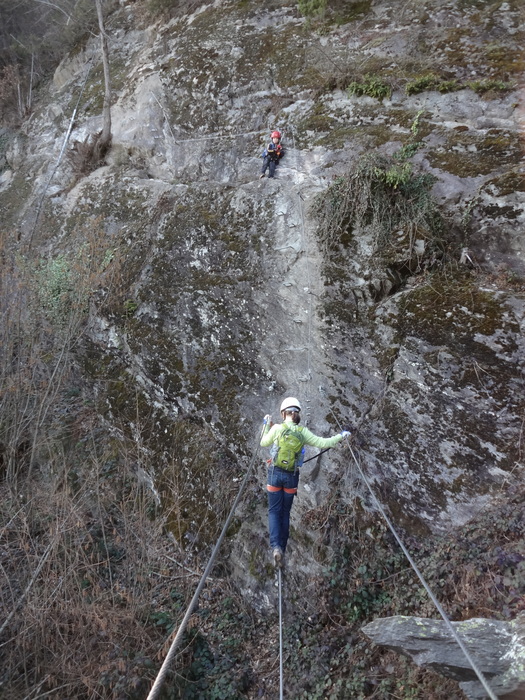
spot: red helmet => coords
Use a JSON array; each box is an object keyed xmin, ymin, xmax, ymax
[{"xmin": 271, "ymin": 130, "xmax": 281, "ymax": 139}]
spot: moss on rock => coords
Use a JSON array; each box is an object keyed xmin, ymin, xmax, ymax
[{"xmin": 426, "ymin": 128, "xmax": 522, "ymax": 178}]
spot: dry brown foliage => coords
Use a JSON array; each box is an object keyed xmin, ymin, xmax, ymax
[{"xmin": 0, "ymin": 447, "xmax": 184, "ymax": 699}]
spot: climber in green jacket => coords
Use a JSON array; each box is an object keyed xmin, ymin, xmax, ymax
[{"xmin": 261, "ymin": 396, "xmax": 350, "ymax": 567}]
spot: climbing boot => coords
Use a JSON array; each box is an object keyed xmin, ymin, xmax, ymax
[{"xmin": 272, "ymin": 547, "xmax": 283, "ymax": 568}]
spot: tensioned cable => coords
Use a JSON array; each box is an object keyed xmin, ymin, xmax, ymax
[
  {"xmin": 154, "ymin": 118, "xmax": 263, "ymax": 143},
  {"xmin": 285, "ymin": 127, "xmax": 496, "ymax": 699},
  {"xmin": 172, "ymin": 130, "xmax": 261, "ymax": 142},
  {"xmin": 271, "ymin": 126, "xmax": 315, "ymax": 700},
  {"xmin": 290, "ymin": 126, "xmax": 314, "ymax": 429},
  {"xmin": 28, "ymin": 58, "xmax": 95, "ymax": 248},
  {"xmin": 146, "ymin": 422, "xmax": 266, "ymax": 700},
  {"xmin": 278, "ymin": 567, "xmax": 284, "ymax": 700},
  {"xmin": 330, "ymin": 416, "xmax": 497, "ymax": 700}
]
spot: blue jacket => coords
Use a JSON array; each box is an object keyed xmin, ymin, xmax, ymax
[{"xmin": 261, "ymin": 142, "xmax": 284, "ymax": 161}]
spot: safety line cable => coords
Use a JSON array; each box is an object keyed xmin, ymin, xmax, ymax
[
  {"xmin": 162, "ymin": 126, "xmax": 263, "ymax": 143},
  {"xmin": 302, "ymin": 447, "xmax": 331, "ymax": 464},
  {"xmin": 28, "ymin": 58, "xmax": 94, "ymax": 248},
  {"xmin": 146, "ymin": 423, "xmax": 266, "ymax": 700},
  {"xmin": 333, "ymin": 424, "xmax": 497, "ymax": 700},
  {"xmin": 172, "ymin": 130, "xmax": 261, "ymax": 142},
  {"xmin": 285, "ymin": 133, "xmax": 496, "ymax": 698},
  {"xmin": 290, "ymin": 127, "xmax": 314, "ymax": 428},
  {"xmin": 278, "ymin": 567, "xmax": 284, "ymax": 700}
]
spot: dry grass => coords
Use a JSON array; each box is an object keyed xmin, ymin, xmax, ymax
[
  {"xmin": 0, "ymin": 222, "xmax": 253, "ymax": 698},
  {"xmin": 313, "ymin": 151, "xmax": 443, "ymax": 259},
  {"xmin": 0, "ymin": 226, "xmax": 120, "ymax": 487},
  {"xmin": 0, "ymin": 226, "xmax": 195, "ymax": 699},
  {"xmin": 0, "ymin": 449, "xmax": 182, "ymax": 699}
]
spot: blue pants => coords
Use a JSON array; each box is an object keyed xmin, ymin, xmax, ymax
[
  {"xmin": 267, "ymin": 466, "xmax": 299, "ymax": 551},
  {"xmin": 261, "ymin": 156, "xmax": 278, "ymax": 178}
]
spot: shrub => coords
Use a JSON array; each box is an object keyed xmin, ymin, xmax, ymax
[
  {"xmin": 406, "ymin": 76, "xmax": 513, "ymax": 97},
  {"xmin": 68, "ymin": 132, "xmax": 112, "ymax": 183},
  {"xmin": 467, "ymin": 78, "xmax": 513, "ymax": 94},
  {"xmin": 313, "ymin": 150, "xmax": 441, "ymax": 254},
  {"xmin": 298, "ymin": 0, "xmax": 327, "ymax": 17},
  {"xmin": 406, "ymin": 74, "xmax": 460, "ymax": 95},
  {"xmin": 0, "ymin": 442, "xmax": 172, "ymax": 700},
  {"xmin": 0, "ymin": 228, "xmax": 118, "ymax": 484},
  {"xmin": 347, "ymin": 74, "xmax": 391, "ymax": 100},
  {"xmin": 123, "ymin": 298, "xmax": 138, "ymax": 316}
]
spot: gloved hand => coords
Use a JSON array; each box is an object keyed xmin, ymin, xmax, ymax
[
  {"xmin": 264, "ymin": 414, "xmax": 272, "ymax": 425},
  {"xmin": 340, "ymin": 430, "xmax": 351, "ymax": 438}
]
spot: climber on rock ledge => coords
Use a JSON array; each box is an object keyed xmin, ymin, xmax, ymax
[{"xmin": 260, "ymin": 130, "xmax": 284, "ymax": 179}]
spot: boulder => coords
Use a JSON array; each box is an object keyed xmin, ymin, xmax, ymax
[{"xmin": 362, "ymin": 614, "xmax": 525, "ymax": 699}]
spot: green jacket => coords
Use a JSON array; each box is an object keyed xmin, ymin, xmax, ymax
[{"xmin": 260, "ymin": 418, "xmax": 343, "ymax": 450}]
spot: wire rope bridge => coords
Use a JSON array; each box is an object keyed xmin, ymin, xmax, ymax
[
  {"xmin": 146, "ymin": 422, "xmax": 498, "ymax": 700},
  {"xmin": 146, "ymin": 129, "xmax": 498, "ymax": 698}
]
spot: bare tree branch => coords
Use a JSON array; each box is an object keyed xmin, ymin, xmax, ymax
[{"xmin": 31, "ymin": 0, "xmax": 72, "ymax": 21}]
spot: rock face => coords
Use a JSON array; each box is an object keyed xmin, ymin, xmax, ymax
[
  {"xmin": 362, "ymin": 614, "xmax": 525, "ymax": 699},
  {"xmin": 0, "ymin": 0, "xmax": 524, "ymax": 567}
]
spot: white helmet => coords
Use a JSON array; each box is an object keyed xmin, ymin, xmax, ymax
[{"xmin": 280, "ymin": 396, "xmax": 301, "ymax": 413}]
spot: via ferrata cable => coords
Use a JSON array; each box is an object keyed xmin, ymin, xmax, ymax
[
  {"xmin": 278, "ymin": 566, "xmax": 284, "ymax": 700},
  {"xmin": 284, "ymin": 125, "xmax": 496, "ymax": 700},
  {"xmin": 333, "ymin": 423, "xmax": 498, "ymax": 700},
  {"xmin": 272, "ymin": 126, "xmax": 315, "ymax": 700},
  {"xmin": 146, "ymin": 422, "xmax": 266, "ymax": 700}
]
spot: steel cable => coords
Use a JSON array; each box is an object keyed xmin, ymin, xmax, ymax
[
  {"xmin": 147, "ymin": 120, "xmax": 497, "ymax": 700},
  {"xmin": 290, "ymin": 127, "xmax": 314, "ymax": 428},
  {"xmin": 278, "ymin": 567, "xmax": 284, "ymax": 700},
  {"xmin": 333, "ymin": 422, "xmax": 498, "ymax": 700},
  {"xmin": 146, "ymin": 423, "xmax": 266, "ymax": 700},
  {"xmin": 286, "ymin": 124, "xmax": 496, "ymax": 700},
  {"xmin": 28, "ymin": 58, "xmax": 94, "ymax": 248}
]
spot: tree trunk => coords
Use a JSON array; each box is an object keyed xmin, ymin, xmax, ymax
[{"xmin": 95, "ymin": 0, "xmax": 112, "ymax": 154}]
